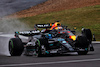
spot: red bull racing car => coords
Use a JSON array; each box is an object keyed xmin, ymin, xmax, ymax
[{"xmin": 9, "ymin": 22, "xmax": 94, "ymax": 57}]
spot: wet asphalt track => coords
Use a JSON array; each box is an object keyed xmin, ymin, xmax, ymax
[
  {"xmin": 0, "ymin": 34, "xmax": 100, "ymax": 67},
  {"xmin": 0, "ymin": 0, "xmax": 47, "ymax": 17}
]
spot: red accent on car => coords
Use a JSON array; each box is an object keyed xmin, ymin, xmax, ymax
[{"xmin": 58, "ymin": 32, "xmax": 60, "ymax": 33}]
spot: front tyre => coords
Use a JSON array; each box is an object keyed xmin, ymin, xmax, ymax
[{"xmin": 9, "ymin": 38, "xmax": 24, "ymax": 56}]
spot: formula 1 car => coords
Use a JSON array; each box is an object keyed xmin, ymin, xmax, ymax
[{"xmin": 8, "ymin": 23, "xmax": 94, "ymax": 57}]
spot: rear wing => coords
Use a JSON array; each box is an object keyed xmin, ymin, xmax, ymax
[
  {"xmin": 15, "ymin": 30, "xmax": 40, "ymax": 37},
  {"xmin": 35, "ymin": 24, "xmax": 51, "ymax": 28},
  {"xmin": 14, "ymin": 23, "xmax": 54, "ymax": 37}
]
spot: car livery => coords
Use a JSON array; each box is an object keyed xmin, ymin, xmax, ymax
[{"xmin": 9, "ymin": 22, "xmax": 94, "ymax": 57}]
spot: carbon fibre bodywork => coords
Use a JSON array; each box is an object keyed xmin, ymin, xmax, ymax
[{"xmin": 9, "ymin": 23, "xmax": 94, "ymax": 56}]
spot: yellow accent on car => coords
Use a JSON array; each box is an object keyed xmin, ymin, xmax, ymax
[{"xmin": 70, "ymin": 35, "xmax": 76, "ymax": 41}]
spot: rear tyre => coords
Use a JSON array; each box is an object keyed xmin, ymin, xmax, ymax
[
  {"xmin": 75, "ymin": 36, "xmax": 89, "ymax": 55},
  {"xmin": 35, "ymin": 40, "xmax": 42, "ymax": 57},
  {"xmin": 75, "ymin": 36, "xmax": 89, "ymax": 48},
  {"xmin": 82, "ymin": 29, "xmax": 94, "ymax": 51},
  {"xmin": 82, "ymin": 29, "xmax": 92, "ymax": 43},
  {"xmin": 35, "ymin": 39, "xmax": 48, "ymax": 57},
  {"xmin": 9, "ymin": 38, "xmax": 24, "ymax": 56}
]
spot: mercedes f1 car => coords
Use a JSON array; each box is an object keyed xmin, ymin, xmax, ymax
[{"xmin": 9, "ymin": 22, "xmax": 94, "ymax": 57}]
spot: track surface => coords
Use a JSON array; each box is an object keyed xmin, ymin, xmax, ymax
[
  {"xmin": 0, "ymin": 0, "xmax": 47, "ymax": 17},
  {"xmin": 0, "ymin": 34, "xmax": 100, "ymax": 67}
]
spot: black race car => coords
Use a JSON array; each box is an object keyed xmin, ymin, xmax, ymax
[{"xmin": 9, "ymin": 23, "xmax": 94, "ymax": 57}]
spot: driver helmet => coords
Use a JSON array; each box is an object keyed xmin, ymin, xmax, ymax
[
  {"xmin": 50, "ymin": 21, "xmax": 61, "ymax": 30},
  {"xmin": 55, "ymin": 26, "xmax": 63, "ymax": 30},
  {"xmin": 55, "ymin": 22, "xmax": 61, "ymax": 27},
  {"xmin": 45, "ymin": 33, "xmax": 52, "ymax": 39}
]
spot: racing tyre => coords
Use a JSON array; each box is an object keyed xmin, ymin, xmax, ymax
[
  {"xmin": 35, "ymin": 39, "xmax": 48, "ymax": 57},
  {"xmin": 35, "ymin": 40, "xmax": 42, "ymax": 57},
  {"xmin": 9, "ymin": 38, "xmax": 24, "ymax": 56},
  {"xmin": 75, "ymin": 36, "xmax": 89, "ymax": 48},
  {"xmin": 82, "ymin": 29, "xmax": 92, "ymax": 43},
  {"xmin": 75, "ymin": 36, "xmax": 89, "ymax": 55},
  {"xmin": 82, "ymin": 29, "xmax": 94, "ymax": 51}
]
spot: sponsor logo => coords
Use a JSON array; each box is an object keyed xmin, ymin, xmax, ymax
[{"xmin": 19, "ymin": 30, "xmax": 40, "ymax": 34}]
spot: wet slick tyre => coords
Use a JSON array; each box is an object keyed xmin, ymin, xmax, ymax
[
  {"xmin": 35, "ymin": 40, "xmax": 42, "ymax": 57},
  {"xmin": 75, "ymin": 36, "xmax": 89, "ymax": 55},
  {"xmin": 35, "ymin": 39, "xmax": 48, "ymax": 57},
  {"xmin": 82, "ymin": 29, "xmax": 92, "ymax": 42},
  {"xmin": 9, "ymin": 38, "xmax": 24, "ymax": 56}
]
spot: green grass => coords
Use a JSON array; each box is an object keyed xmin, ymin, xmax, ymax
[{"xmin": 19, "ymin": 5, "xmax": 100, "ymax": 41}]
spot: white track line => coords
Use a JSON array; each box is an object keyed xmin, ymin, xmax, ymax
[
  {"xmin": 0, "ymin": 58, "xmax": 100, "ymax": 67},
  {"xmin": 92, "ymin": 41, "xmax": 100, "ymax": 44}
]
